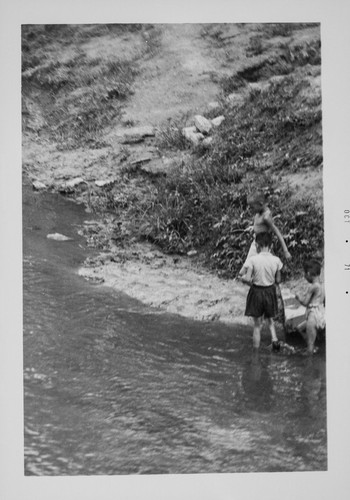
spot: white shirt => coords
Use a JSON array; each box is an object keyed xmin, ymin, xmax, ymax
[{"xmin": 245, "ymin": 251, "xmax": 283, "ymax": 286}]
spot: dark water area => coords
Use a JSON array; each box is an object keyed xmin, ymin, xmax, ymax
[{"xmin": 23, "ymin": 185, "xmax": 327, "ymax": 475}]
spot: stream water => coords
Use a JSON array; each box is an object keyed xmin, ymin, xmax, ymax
[{"xmin": 23, "ymin": 185, "xmax": 327, "ymax": 475}]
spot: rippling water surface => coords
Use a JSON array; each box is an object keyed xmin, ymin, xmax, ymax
[{"xmin": 23, "ymin": 186, "xmax": 327, "ymax": 475}]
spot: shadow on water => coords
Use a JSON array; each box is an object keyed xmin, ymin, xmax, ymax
[{"xmin": 22, "ymin": 185, "xmax": 327, "ymax": 475}]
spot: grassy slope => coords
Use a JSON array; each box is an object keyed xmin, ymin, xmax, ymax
[
  {"xmin": 22, "ymin": 24, "xmax": 159, "ymax": 148},
  {"xmin": 22, "ymin": 23, "xmax": 323, "ymax": 280},
  {"xmin": 131, "ymin": 24, "xmax": 324, "ymax": 279}
]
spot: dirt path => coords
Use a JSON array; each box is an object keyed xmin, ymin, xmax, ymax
[{"xmin": 120, "ymin": 24, "xmax": 230, "ymax": 126}]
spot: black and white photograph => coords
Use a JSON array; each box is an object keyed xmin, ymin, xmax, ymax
[{"xmin": 1, "ymin": 0, "xmax": 350, "ymax": 499}]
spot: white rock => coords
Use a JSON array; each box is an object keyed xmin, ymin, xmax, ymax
[
  {"xmin": 227, "ymin": 93, "xmax": 245, "ymax": 105},
  {"xmin": 130, "ymin": 154, "xmax": 153, "ymax": 166},
  {"xmin": 140, "ymin": 158, "xmax": 168, "ymax": 176},
  {"xmin": 187, "ymin": 250, "xmax": 198, "ymax": 257},
  {"xmin": 208, "ymin": 101, "xmax": 220, "ymax": 110},
  {"xmin": 211, "ymin": 116, "xmax": 225, "ymax": 127},
  {"xmin": 83, "ymin": 220, "xmax": 100, "ymax": 225},
  {"xmin": 248, "ymin": 81, "xmax": 270, "ymax": 92},
  {"xmin": 194, "ymin": 115, "xmax": 212, "ymax": 134},
  {"xmin": 95, "ymin": 179, "xmax": 114, "ymax": 187},
  {"xmin": 119, "ymin": 125, "xmax": 155, "ymax": 144},
  {"xmin": 32, "ymin": 180, "xmax": 46, "ymax": 190},
  {"xmin": 47, "ymin": 233, "xmax": 72, "ymax": 241},
  {"xmin": 65, "ymin": 177, "xmax": 85, "ymax": 188},
  {"xmin": 202, "ymin": 137, "xmax": 213, "ymax": 147},
  {"xmin": 183, "ymin": 125, "xmax": 196, "ymax": 134},
  {"xmin": 182, "ymin": 127, "xmax": 204, "ymax": 145}
]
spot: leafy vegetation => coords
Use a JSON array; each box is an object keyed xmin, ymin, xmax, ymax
[{"xmin": 132, "ymin": 161, "xmax": 323, "ymax": 279}]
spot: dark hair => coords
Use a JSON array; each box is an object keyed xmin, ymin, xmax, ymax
[
  {"xmin": 303, "ymin": 259, "xmax": 321, "ymax": 277},
  {"xmin": 255, "ymin": 231, "xmax": 272, "ymax": 248}
]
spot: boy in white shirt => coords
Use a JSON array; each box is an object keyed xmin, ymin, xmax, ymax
[{"xmin": 240, "ymin": 231, "xmax": 283, "ymax": 350}]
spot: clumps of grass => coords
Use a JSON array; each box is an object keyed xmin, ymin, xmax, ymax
[
  {"xmin": 261, "ymin": 23, "xmax": 304, "ymax": 38},
  {"xmin": 200, "ymin": 24, "xmax": 227, "ymax": 47},
  {"xmin": 132, "ymin": 159, "xmax": 262, "ymax": 257},
  {"xmin": 22, "ymin": 24, "xmax": 144, "ymax": 52},
  {"xmin": 279, "ymin": 39, "xmax": 321, "ymax": 67},
  {"xmin": 22, "ymin": 31, "xmax": 140, "ymax": 148},
  {"xmin": 22, "ymin": 24, "xmax": 160, "ymax": 149},
  {"xmin": 246, "ymin": 36, "xmax": 265, "ymax": 57},
  {"xmin": 155, "ymin": 121, "xmax": 191, "ymax": 151},
  {"xmin": 22, "ymin": 56, "xmax": 80, "ymax": 91},
  {"xmin": 203, "ymin": 76, "xmax": 322, "ymax": 172},
  {"xmin": 50, "ymin": 90, "xmax": 122, "ymax": 149},
  {"xmin": 224, "ymin": 38, "xmax": 321, "ymax": 91},
  {"xmin": 134, "ymin": 163, "xmax": 323, "ymax": 278},
  {"xmin": 141, "ymin": 24, "xmax": 162, "ymax": 58},
  {"xmin": 22, "ymin": 51, "xmax": 138, "ymax": 94},
  {"xmin": 22, "ymin": 25, "xmax": 76, "ymax": 52}
]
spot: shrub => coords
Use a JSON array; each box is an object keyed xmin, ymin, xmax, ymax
[{"xmin": 139, "ymin": 168, "xmax": 324, "ymax": 278}]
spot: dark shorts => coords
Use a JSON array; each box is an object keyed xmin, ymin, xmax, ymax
[{"xmin": 245, "ymin": 284, "xmax": 278, "ymax": 318}]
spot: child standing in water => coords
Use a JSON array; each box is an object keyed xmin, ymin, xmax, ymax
[
  {"xmin": 240, "ymin": 232, "xmax": 283, "ymax": 350},
  {"xmin": 295, "ymin": 259, "xmax": 325, "ymax": 355},
  {"xmin": 239, "ymin": 193, "xmax": 291, "ymax": 276}
]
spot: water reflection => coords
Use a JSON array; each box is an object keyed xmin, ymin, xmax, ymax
[
  {"xmin": 301, "ymin": 356, "xmax": 326, "ymax": 418},
  {"xmin": 241, "ymin": 349, "xmax": 273, "ymax": 412},
  {"xmin": 23, "ymin": 186, "xmax": 327, "ymax": 474}
]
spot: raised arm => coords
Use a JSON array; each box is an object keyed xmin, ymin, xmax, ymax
[{"xmin": 263, "ymin": 212, "xmax": 291, "ymax": 260}]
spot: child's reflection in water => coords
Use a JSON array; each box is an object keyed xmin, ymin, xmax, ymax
[
  {"xmin": 301, "ymin": 356, "xmax": 326, "ymax": 418},
  {"xmin": 241, "ymin": 349, "xmax": 274, "ymax": 412}
]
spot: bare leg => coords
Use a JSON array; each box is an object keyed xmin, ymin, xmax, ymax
[
  {"xmin": 306, "ymin": 316, "xmax": 317, "ymax": 355},
  {"xmin": 252, "ymin": 317, "xmax": 262, "ymax": 348},
  {"xmin": 266, "ymin": 317, "xmax": 278, "ymax": 343}
]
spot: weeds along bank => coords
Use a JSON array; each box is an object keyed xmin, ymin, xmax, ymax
[
  {"xmin": 141, "ymin": 77, "xmax": 323, "ymax": 280},
  {"xmin": 22, "ymin": 23, "xmax": 323, "ymax": 282}
]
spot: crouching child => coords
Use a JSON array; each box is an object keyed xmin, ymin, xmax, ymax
[
  {"xmin": 240, "ymin": 232, "xmax": 283, "ymax": 351},
  {"xmin": 295, "ymin": 259, "xmax": 325, "ymax": 355}
]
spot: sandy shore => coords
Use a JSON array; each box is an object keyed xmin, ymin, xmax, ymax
[
  {"xmin": 78, "ymin": 241, "xmax": 306, "ymax": 329},
  {"xmin": 77, "ymin": 234, "xmax": 310, "ymax": 336},
  {"xmin": 78, "ymin": 242, "xmax": 251, "ymax": 324}
]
